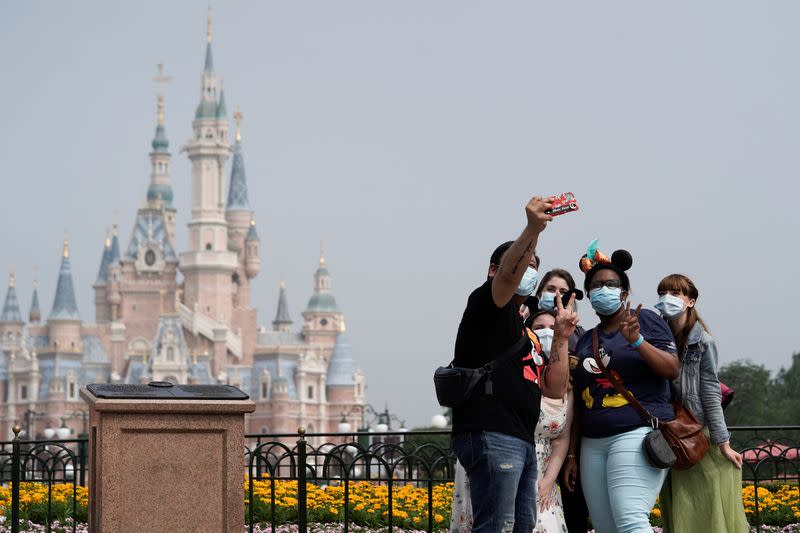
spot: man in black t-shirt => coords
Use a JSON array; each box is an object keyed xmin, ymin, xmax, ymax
[{"xmin": 451, "ymin": 196, "xmax": 577, "ymax": 533}]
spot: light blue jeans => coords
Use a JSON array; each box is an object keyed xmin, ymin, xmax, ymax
[
  {"xmin": 580, "ymin": 426, "xmax": 668, "ymax": 533},
  {"xmin": 452, "ymin": 431, "xmax": 537, "ymax": 533}
]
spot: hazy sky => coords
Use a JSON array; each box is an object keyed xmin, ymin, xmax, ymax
[{"xmin": 2, "ymin": 2, "xmax": 799, "ymax": 428}]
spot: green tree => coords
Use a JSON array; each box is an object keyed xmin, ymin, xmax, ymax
[
  {"xmin": 718, "ymin": 360, "xmax": 774, "ymax": 426},
  {"xmin": 771, "ymin": 352, "xmax": 800, "ymax": 425}
]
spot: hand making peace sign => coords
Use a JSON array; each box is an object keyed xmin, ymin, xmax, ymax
[
  {"xmin": 554, "ymin": 292, "xmax": 579, "ymax": 339},
  {"xmin": 619, "ymin": 300, "xmax": 644, "ymax": 344}
]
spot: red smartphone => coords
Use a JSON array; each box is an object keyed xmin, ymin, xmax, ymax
[{"xmin": 545, "ymin": 192, "xmax": 579, "ymax": 216}]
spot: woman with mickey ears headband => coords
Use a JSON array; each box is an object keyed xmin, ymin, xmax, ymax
[
  {"xmin": 571, "ymin": 241, "xmax": 679, "ymax": 533},
  {"xmin": 655, "ymin": 274, "xmax": 748, "ymax": 533}
]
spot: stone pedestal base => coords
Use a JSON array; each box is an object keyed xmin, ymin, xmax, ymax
[{"xmin": 81, "ymin": 388, "xmax": 255, "ymax": 533}]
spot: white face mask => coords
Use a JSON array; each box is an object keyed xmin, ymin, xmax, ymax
[
  {"xmin": 535, "ymin": 327, "xmax": 554, "ymax": 356},
  {"xmin": 655, "ymin": 293, "xmax": 685, "ymax": 319}
]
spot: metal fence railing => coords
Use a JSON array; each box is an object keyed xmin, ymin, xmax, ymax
[{"xmin": 0, "ymin": 426, "xmax": 796, "ymax": 533}]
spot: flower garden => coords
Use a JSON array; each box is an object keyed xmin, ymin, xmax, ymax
[{"xmin": 0, "ymin": 479, "xmax": 796, "ymax": 532}]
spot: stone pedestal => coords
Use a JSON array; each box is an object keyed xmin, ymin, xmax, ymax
[{"xmin": 81, "ymin": 386, "xmax": 255, "ymax": 533}]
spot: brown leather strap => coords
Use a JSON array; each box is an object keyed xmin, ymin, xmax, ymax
[{"xmin": 591, "ymin": 328, "xmax": 657, "ymax": 428}]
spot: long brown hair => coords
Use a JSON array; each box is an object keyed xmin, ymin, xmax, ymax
[
  {"xmin": 656, "ymin": 274, "xmax": 708, "ymax": 357},
  {"xmin": 535, "ymin": 268, "xmax": 577, "ymax": 298}
]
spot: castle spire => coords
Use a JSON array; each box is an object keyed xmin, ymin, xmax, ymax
[
  {"xmin": 95, "ymin": 228, "xmax": 112, "ymax": 284},
  {"xmin": 273, "ymin": 279, "xmax": 293, "ymax": 331},
  {"xmin": 216, "ymin": 80, "xmax": 227, "ymax": 118},
  {"xmin": 109, "ymin": 224, "xmax": 121, "ymax": 265},
  {"xmin": 0, "ymin": 271, "xmax": 23, "ymax": 323},
  {"xmin": 50, "ymin": 237, "xmax": 80, "ymax": 321},
  {"xmin": 195, "ymin": 12, "xmax": 219, "ymax": 120},
  {"xmin": 204, "ymin": 9, "xmax": 214, "ymax": 72},
  {"xmin": 148, "ymin": 66, "xmax": 174, "ymax": 207},
  {"xmin": 29, "ymin": 276, "xmax": 41, "ymax": 323},
  {"xmin": 226, "ymin": 107, "xmax": 251, "ymax": 212}
]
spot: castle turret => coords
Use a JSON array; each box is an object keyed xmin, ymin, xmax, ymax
[
  {"xmin": 325, "ymin": 333, "xmax": 366, "ymax": 425},
  {"xmin": 93, "ymin": 230, "xmax": 112, "ymax": 322},
  {"xmin": 244, "ymin": 220, "xmax": 260, "ymax": 279},
  {"xmin": 0, "ymin": 272, "xmax": 24, "ymax": 340},
  {"xmin": 29, "ymin": 278, "xmax": 41, "ymax": 323},
  {"xmin": 302, "ymin": 249, "xmax": 345, "ymax": 349},
  {"xmin": 106, "ymin": 226, "xmax": 122, "ymax": 320},
  {"xmin": 146, "ymin": 77, "xmax": 177, "ymax": 243},
  {"xmin": 180, "ymin": 14, "xmax": 237, "ymax": 326},
  {"xmin": 272, "ymin": 280, "xmax": 292, "ymax": 333},
  {"xmin": 1, "ymin": 272, "xmax": 23, "ymax": 323},
  {"xmin": 48, "ymin": 239, "xmax": 82, "ymax": 353},
  {"xmin": 225, "ymin": 108, "xmax": 253, "ymax": 252}
]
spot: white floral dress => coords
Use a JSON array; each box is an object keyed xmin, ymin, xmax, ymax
[
  {"xmin": 533, "ymin": 396, "xmax": 569, "ymax": 533},
  {"xmin": 449, "ymin": 395, "xmax": 569, "ymax": 533}
]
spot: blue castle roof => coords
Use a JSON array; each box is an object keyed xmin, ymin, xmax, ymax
[
  {"xmin": 49, "ymin": 244, "xmax": 80, "ymax": 321},
  {"xmin": 1, "ymin": 280, "xmax": 22, "ymax": 322},
  {"xmin": 326, "ymin": 333, "xmax": 358, "ymax": 387},
  {"xmin": 226, "ymin": 140, "xmax": 250, "ymax": 211}
]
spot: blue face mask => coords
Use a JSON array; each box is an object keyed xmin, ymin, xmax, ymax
[
  {"xmin": 589, "ymin": 286, "xmax": 623, "ymax": 316},
  {"xmin": 515, "ymin": 267, "xmax": 539, "ymax": 296},
  {"xmin": 539, "ymin": 292, "xmax": 556, "ymax": 311}
]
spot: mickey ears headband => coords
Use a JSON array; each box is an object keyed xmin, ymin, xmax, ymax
[{"xmin": 579, "ymin": 239, "xmax": 633, "ymax": 273}]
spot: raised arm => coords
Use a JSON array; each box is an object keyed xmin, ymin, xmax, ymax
[
  {"xmin": 620, "ymin": 302, "xmax": 679, "ymax": 379},
  {"xmin": 491, "ymin": 196, "xmax": 552, "ymax": 308},
  {"xmin": 541, "ymin": 293, "xmax": 577, "ymax": 399}
]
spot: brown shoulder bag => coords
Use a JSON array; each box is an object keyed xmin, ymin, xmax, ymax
[{"xmin": 591, "ymin": 329, "xmax": 709, "ymax": 470}]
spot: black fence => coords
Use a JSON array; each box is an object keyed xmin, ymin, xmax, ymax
[
  {"xmin": 244, "ymin": 429, "xmax": 454, "ymax": 533},
  {"xmin": 0, "ymin": 426, "xmax": 797, "ymax": 533}
]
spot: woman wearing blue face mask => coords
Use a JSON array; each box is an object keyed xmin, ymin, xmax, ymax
[
  {"xmin": 655, "ymin": 274, "xmax": 748, "ymax": 533},
  {"xmin": 572, "ymin": 244, "xmax": 679, "ymax": 533}
]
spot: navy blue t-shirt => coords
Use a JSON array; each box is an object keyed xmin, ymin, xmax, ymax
[{"xmin": 573, "ymin": 308, "xmax": 677, "ymax": 438}]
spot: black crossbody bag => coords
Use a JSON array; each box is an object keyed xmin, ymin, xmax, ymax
[{"xmin": 434, "ymin": 334, "xmax": 531, "ymax": 408}]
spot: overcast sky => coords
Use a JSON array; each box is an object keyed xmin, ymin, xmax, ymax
[{"xmin": 2, "ymin": 2, "xmax": 799, "ymax": 428}]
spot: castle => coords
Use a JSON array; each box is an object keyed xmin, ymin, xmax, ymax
[{"xmin": 0, "ymin": 19, "xmax": 366, "ymax": 439}]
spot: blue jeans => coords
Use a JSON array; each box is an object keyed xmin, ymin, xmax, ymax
[
  {"xmin": 452, "ymin": 431, "xmax": 537, "ymax": 533},
  {"xmin": 580, "ymin": 426, "xmax": 669, "ymax": 533}
]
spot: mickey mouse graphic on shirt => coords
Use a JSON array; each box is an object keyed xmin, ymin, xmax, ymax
[{"xmin": 581, "ymin": 346, "xmax": 631, "ymax": 409}]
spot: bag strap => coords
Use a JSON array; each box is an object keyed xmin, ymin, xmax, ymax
[
  {"xmin": 461, "ymin": 333, "xmax": 532, "ymax": 395},
  {"xmin": 591, "ymin": 328, "xmax": 658, "ymax": 428},
  {"xmin": 482, "ymin": 332, "xmax": 532, "ymax": 373}
]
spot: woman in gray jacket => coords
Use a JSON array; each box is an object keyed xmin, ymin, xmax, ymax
[{"xmin": 655, "ymin": 274, "xmax": 748, "ymax": 533}]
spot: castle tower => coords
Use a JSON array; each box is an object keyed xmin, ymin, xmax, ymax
[
  {"xmin": 47, "ymin": 239, "xmax": 83, "ymax": 354},
  {"xmin": 225, "ymin": 108, "xmax": 259, "ymax": 309},
  {"xmin": 302, "ymin": 249, "xmax": 345, "ymax": 350},
  {"xmin": 326, "ymin": 333, "xmax": 366, "ymax": 430},
  {"xmin": 147, "ymin": 68, "xmax": 177, "ymax": 244},
  {"xmin": 272, "ymin": 280, "xmax": 292, "ymax": 333},
  {"xmin": 0, "ymin": 272, "xmax": 24, "ymax": 340},
  {"xmin": 93, "ymin": 230, "xmax": 112, "ymax": 322},
  {"xmin": 179, "ymin": 15, "xmax": 237, "ymax": 328},
  {"xmin": 29, "ymin": 277, "xmax": 41, "ymax": 323},
  {"xmin": 105, "ymin": 226, "xmax": 122, "ymax": 321}
]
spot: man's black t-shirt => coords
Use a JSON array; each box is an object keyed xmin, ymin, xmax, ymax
[{"xmin": 451, "ymin": 279, "xmax": 542, "ymax": 443}]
